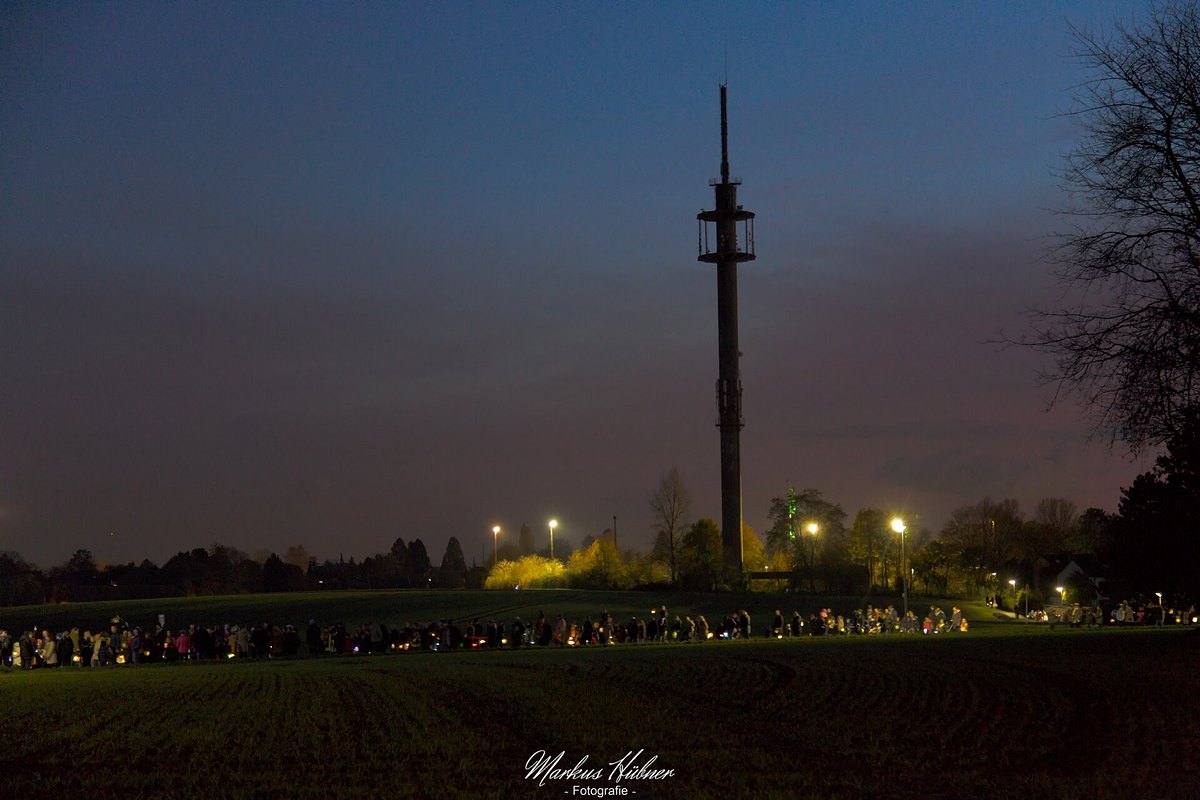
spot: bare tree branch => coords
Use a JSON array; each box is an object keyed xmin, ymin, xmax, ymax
[{"xmin": 1020, "ymin": 1, "xmax": 1200, "ymax": 452}]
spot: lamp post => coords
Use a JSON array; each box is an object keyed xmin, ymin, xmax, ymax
[
  {"xmin": 548, "ymin": 519, "xmax": 558, "ymax": 561},
  {"xmin": 1155, "ymin": 591, "xmax": 1164, "ymax": 625},
  {"xmin": 492, "ymin": 526, "xmax": 500, "ymax": 566},
  {"xmin": 1057, "ymin": 586, "xmax": 1065, "ymax": 605},
  {"xmin": 1008, "ymin": 578, "xmax": 1017, "ymax": 617},
  {"xmin": 805, "ymin": 521, "xmax": 819, "ymax": 593},
  {"xmin": 891, "ymin": 518, "xmax": 907, "ymax": 617}
]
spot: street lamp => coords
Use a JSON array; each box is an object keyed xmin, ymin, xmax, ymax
[
  {"xmin": 804, "ymin": 522, "xmax": 819, "ymax": 592},
  {"xmin": 1057, "ymin": 586, "xmax": 1065, "ymax": 605},
  {"xmin": 891, "ymin": 517, "xmax": 907, "ymax": 617},
  {"xmin": 1155, "ymin": 591, "xmax": 1164, "ymax": 625},
  {"xmin": 492, "ymin": 525, "xmax": 500, "ymax": 565},
  {"xmin": 1008, "ymin": 578, "xmax": 1018, "ymax": 617},
  {"xmin": 548, "ymin": 519, "xmax": 558, "ymax": 560}
]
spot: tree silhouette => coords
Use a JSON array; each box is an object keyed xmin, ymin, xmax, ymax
[
  {"xmin": 1026, "ymin": 2, "xmax": 1200, "ymax": 450},
  {"xmin": 408, "ymin": 539, "xmax": 432, "ymax": 583},
  {"xmin": 438, "ymin": 537, "xmax": 467, "ymax": 588},
  {"xmin": 650, "ymin": 466, "xmax": 691, "ymax": 586},
  {"xmin": 1111, "ymin": 408, "xmax": 1200, "ymax": 594}
]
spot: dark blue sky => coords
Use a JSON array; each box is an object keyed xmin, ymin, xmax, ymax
[{"xmin": 1, "ymin": 1, "xmax": 1154, "ymax": 568}]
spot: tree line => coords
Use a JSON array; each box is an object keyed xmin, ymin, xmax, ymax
[
  {"xmin": 2, "ymin": 419, "xmax": 1196, "ymax": 606},
  {"xmin": 0, "ymin": 536, "xmax": 470, "ymax": 607}
]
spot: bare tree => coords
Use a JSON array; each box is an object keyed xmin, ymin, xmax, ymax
[
  {"xmin": 1035, "ymin": 497, "xmax": 1079, "ymax": 534},
  {"xmin": 1027, "ymin": 1, "xmax": 1200, "ymax": 452},
  {"xmin": 940, "ymin": 497, "xmax": 1024, "ymax": 586},
  {"xmin": 849, "ymin": 507, "xmax": 887, "ymax": 590},
  {"xmin": 650, "ymin": 466, "xmax": 691, "ymax": 586}
]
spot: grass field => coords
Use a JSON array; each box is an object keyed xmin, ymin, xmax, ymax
[
  {"xmin": 2, "ymin": 592, "xmax": 1198, "ymax": 799},
  {"xmin": 0, "ymin": 588, "xmax": 1003, "ymax": 636}
]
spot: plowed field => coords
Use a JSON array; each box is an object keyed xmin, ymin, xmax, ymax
[{"xmin": 2, "ymin": 626, "xmax": 1196, "ymax": 799}]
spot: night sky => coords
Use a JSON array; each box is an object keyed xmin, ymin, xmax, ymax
[{"xmin": 1, "ymin": 2, "xmax": 1155, "ymax": 569}]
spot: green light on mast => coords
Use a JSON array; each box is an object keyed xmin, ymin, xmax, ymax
[{"xmin": 787, "ymin": 483, "xmax": 797, "ymax": 540}]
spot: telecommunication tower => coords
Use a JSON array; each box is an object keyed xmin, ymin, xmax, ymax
[{"xmin": 697, "ymin": 85, "xmax": 755, "ymax": 584}]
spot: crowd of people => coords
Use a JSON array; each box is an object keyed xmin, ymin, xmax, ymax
[
  {"xmin": 1038, "ymin": 599, "xmax": 1197, "ymax": 627},
  {"xmin": 784, "ymin": 604, "xmax": 970, "ymax": 635},
  {"xmin": 0, "ymin": 620, "xmax": 312, "ymax": 669},
  {"xmin": 9, "ymin": 597, "xmax": 1197, "ymax": 670},
  {"xmin": 1044, "ymin": 605, "xmax": 1105, "ymax": 627},
  {"xmin": 0, "ymin": 602, "xmax": 977, "ymax": 670}
]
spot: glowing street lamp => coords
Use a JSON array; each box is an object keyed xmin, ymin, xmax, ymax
[
  {"xmin": 891, "ymin": 518, "xmax": 907, "ymax": 617},
  {"xmin": 1155, "ymin": 592, "xmax": 1164, "ymax": 625},
  {"xmin": 803, "ymin": 522, "xmax": 819, "ymax": 592},
  {"xmin": 548, "ymin": 519, "xmax": 558, "ymax": 560},
  {"xmin": 492, "ymin": 525, "xmax": 501, "ymax": 565},
  {"xmin": 1057, "ymin": 586, "xmax": 1065, "ymax": 604}
]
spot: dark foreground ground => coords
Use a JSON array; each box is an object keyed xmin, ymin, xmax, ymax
[{"xmin": 1, "ymin": 621, "xmax": 1197, "ymax": 800}]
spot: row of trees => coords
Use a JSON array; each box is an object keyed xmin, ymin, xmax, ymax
[
  {"xmin": 6, "ymin": 405, "xmax": 1200, "ymax": 605},
  {"xmin": 1, "ymin": 443, "xmax": 1193, "ymax": 604},
  {"xmin": 639, "ymin": 419, "xmax": 1199, "ymax": 601},
  {"xmin": 643, "ymin": 467, "xmax": 1107, "ymax": 597},
  {"xmin": 0, "ymin": 535, "xmax": 475, "ymax": 606},
  {"xmin": 482, "ymin": 518, "xmax": 765, "ymax": 592},
  {"xmin": 0, "ymin": 546, "xmax": 316, "ymax": 607}
]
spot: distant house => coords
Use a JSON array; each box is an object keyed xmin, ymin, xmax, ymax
[{"xmin": 1037, "ymin": 554, "xmax": 1108, "ymax": 599}]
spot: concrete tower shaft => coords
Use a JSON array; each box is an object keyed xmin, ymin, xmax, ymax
[{"xmin": 697, "ymin": 85, "xmax": 755, "ymax": 585}]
